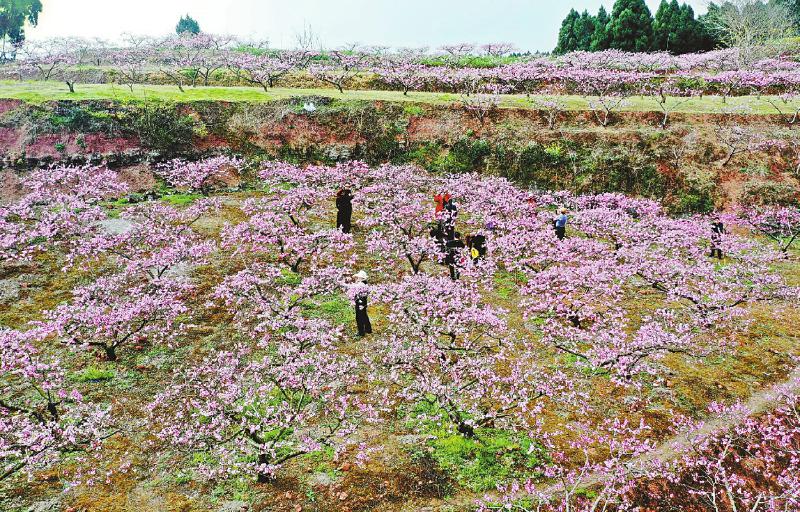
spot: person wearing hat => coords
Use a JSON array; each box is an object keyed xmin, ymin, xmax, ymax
[
  {"xmin": 336, "ymin": 189, "xmax": 354, "ymax": 234},
  {"xmin": 553, "ymin": 208, "xmax": 569, "ymax": 241},
  {"xmin": 352, "ymin": 271, "xmax": 372, "ymax": 337}
]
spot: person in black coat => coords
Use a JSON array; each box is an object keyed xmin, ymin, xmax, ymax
[
  {"xmin": 336, "ymin": 189, "xmax": 353, "ymax": 234},
  {"xmin": 445, "ymin": 233, "xmax": 465, "ymax": 280},
  {"xmin": 443, "ymin": 198, "xmax": 458, "ymax": 233},
  {"xmin": 710, "ymin": 218, "xmax": 724, "ymax": 260},
  {"xmin": 353, "ymin": 271, "xmax": 372, "ymax": 337},
  {"xmin": 430, "ymin": 221, "xmax": 447, "ymax": 255}
]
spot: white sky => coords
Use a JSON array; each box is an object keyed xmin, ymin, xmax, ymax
[{"xmin": 31, "ymin": 0, "xmax": 709, "ymax": 52}]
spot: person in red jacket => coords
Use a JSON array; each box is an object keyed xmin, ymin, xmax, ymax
[{"xmin": 434, "ymin": 193, "xmax": 452, "ymax": 215}]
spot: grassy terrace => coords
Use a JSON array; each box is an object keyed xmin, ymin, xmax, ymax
[{"xmin": 1, "ymin": 80, "xmax": 798, "ymax": 114}]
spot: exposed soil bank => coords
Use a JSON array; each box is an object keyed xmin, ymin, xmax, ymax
[{"xmin": 1, "ymin": 98, "xmax": 798, "ymax": 210}]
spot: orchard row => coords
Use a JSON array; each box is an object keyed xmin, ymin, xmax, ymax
[{"xmin": 6, "ymin": 36, "xmax": 800, "ymax": 100}]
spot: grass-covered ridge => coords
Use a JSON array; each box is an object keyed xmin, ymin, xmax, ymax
[{"xmin": 3, "ymin": 80, "xmax": 800, "ymax": 114}]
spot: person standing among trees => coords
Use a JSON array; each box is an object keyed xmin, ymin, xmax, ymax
[
  {"xmin": 553, "ymin": 208, "xmax": 569, "ymax": 241},
  {"xmin": 444, "ymin": 197, "xmax": 459, "ymax": 222},
  {"xmin": 430, "ymin": 221, "xmax": 447, "ymax": 255},
  {"xmin": 336, "ymin": 189, "xmax": 353, "ymax": 234},
  {"xmin": 442, "ymin": 197, "xmax": 459, "ymax": 241},
  {"xmin": 434, "ymin": 193, "xmax": 451, "ymax": 215},
  {"xmin": 445, "ymin": 232, "xmax": 466, "ymax": 280},
  {"xmin": 351, "ymin": 271, "xmax": 372, "ymax": 337},
  {"xmin": 710, "ymin": 217, "xmax": 725, "ymax": 260}
]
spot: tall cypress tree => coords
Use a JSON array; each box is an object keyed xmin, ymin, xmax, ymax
[
  {"xmin": 574, "ymin": 10, "xmax": 598, "ymax": 51},
  {"xmin": 591, "ymin": 5, "xmax": 612, "ymax": 51},
  {"xmin": 606, "ymin": 0, "xmax": 654, "ymax": 52},
  {"xmin": 554, "ymin": 9, "xmax": 581, "ymax": 54},
  {"xmin": 697, "ymin": 2, "xmax": 723, "ymax": 51},
  {"xmin": 176, "ymin": 14, "xmax": 201, "ymax": 35},
  {"xmin": 652, "ymin": 0, "xmax": 679, "ymax": 52},
  {"xmin": 676, "ymin": 3, "xmax": 714, "ymax": 54}
]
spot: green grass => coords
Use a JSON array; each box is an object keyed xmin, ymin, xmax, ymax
[
  {"xmin": 413, "ymin": 428, "xmax": 547, "ymax": 492},
  {"xmin": 301, "ymin": 293, "xmax": 355, "ymax": 325},
  {"xmin": 162, "ymin": 193, "xmax": 203, "ymax": 206},
  {"xmin": 72, "ymin": 366, "xmax": 115, "ymax": 383},
  {"xmin": 1, "ymin": 80, "xmax": 797, "ymax": 115}
]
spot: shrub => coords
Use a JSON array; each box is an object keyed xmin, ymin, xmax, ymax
[
  {"xmin": 675, "ymin": 191, "xmax": 715, "ymax": 214},
  {"xmin": 741, "ymin": 179, "xmax": 800, "ymax": 206},
  {"xmin": 430, "ymin": 138, "xmax": 491, "ymax": 173},
  {"xmin": 405, "ymin": 141, "xmax": 445, "ymax": 168},
  {"xmin": 48, "ymin": 102, "xmax": 119, "ymax": 135},
  {"xmin": 513, "ymin": 142, "xmax": 575, "ymax": 188},
  {"xmin": 403, "ymin": 104, "xmax": 425, "ymax": 117},
  {"xmin": 673, "ymin": 165, "xmax": 717, "ymax": 214},
  {"xmin": 585, "ymin": 146, "xmax": 664, "ymax": 197},
  {"xmin": 130, "ymin": 102, "xmax": 197, "ymax": 154}
]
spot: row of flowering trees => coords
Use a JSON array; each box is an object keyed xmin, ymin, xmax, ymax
[
  {"xmin": 481, "ymin": 385, "xmax": 800, "ymax": 511},
  {"xmin": 6, "ymin": 35, "xmax": 800, "ymax": 99},
  {"xmin": 1, "ymin": 158, "xmax": 799, "ymax": 500}
]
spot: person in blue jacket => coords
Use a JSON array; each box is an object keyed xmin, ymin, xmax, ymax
[{"xmin": 553, "ymin": 208, "xmax": 569, "ymax": 240}]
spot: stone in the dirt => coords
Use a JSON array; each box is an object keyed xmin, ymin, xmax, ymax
[
  {"xmin": 0, "ymin": 277, "xmax": 21, "ymax": 303},
  {"xmin": 26, "ymin": 498, "xmax": 61, "ymax": 512},
  {"xmin": 218, "ymin": 501, "xmax": 248, "ymax": 512},
  {"xmin": 0, "ymin": 277, "xmax": 20, "ymax": 302},
  {"xmin": 97, "ymin": 218, "xmax": 135, "ymax": 235},
  {"xmin": 309, "ymin": 472, "xmax": 336, "ymax": 486},
  {"xmin": 397, "ymin": 434, "xmax": 431, "ymax": 445},
  {"xmin": 161, "ymin": 262, "xmax": 193, "ymax": 279}
]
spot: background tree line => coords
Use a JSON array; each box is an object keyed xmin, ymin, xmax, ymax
[{"xmin": 554, "ymin": 0, "xmax": 800, "ymax": 55}]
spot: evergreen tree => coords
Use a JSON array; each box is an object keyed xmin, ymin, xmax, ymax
[
  {"xmin": 591, "ymin": 5, "xmax": 612, "ymax": 51},
  {"xmin": 606, "ymin": 0, "xmax": 654, "ymax": 52},
  {"xmin": 554, "ymin": 9, "xmax": 581, "ymax": 54},
  {"xmin": 652, "ymin": 0, "xmax": 711, "ymax": 54},
  {"xmin": 652, "ymin": 0, "xmax": 679, "ymax": 52},
  {"xmin": 0, "ymin": 0, "xmax": 42, "ymax": 60},
  {"xmin": 574, "ymin": 10, "xmax": 598, "ymax": 50},
  {"xmin": 775, "ymin": 0, "xmax": 800, "ymax": 16},
  {"xmin": 176, "ymin": 14, "xmax": 201, "ymax": 35},
  {"xmin": 676, "ymin": 3, "xmax": 717, "ymax": 53},
  {"xmin": 696, "ymin": 6, "xmax": 722, "ymax": 51},
  {"xmin": 697, "ymin": 2, "xmax": 732, "ymax": 51}
]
